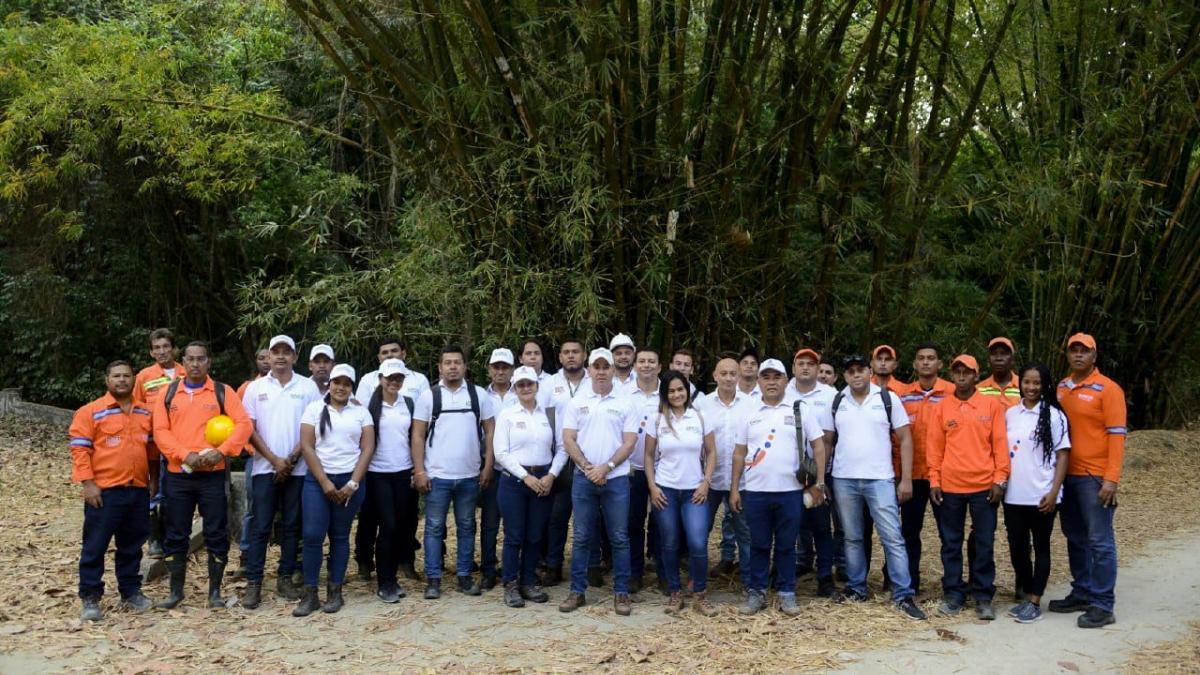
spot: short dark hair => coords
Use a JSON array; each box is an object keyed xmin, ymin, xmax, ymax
[
  {"xmin": 718, "ymin": 350, "xmax": 740, "ymax": 361},
  {"xmin": 377, "ymin": 336, "xmax": 405, "ymax": 352},
  {"xmin": 672, "ymin": 348, "xmax": 694, "ymax": 360},
  {"xmin": 559, "ymin": 338, "xmax": 585, "ymax": 351},
  {"xmin": 738, "ymin": 346, "xmax": 759, "ymax": 363},
  {"xmin": 636, "ymin": 347, "xmax": 660, "ymax": 360},
  {"xmin": 105, "ymin": 360, "xmax": 133, "ymax": 375},
  {"xmin": 184, "ymin": 340, "xmax": 209, "ymax": 356},
  {"xmin": 149, "ymin": 328, "xmax": 175, "ymax": 347},
  {"xmin": 913, "ymin": 342, "xmax": 941, "ymax": 358},
  {"xmin": 440, "ymin": 344, "xmax": 466, "ymax": 361}
]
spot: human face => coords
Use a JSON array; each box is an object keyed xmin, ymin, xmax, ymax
[
  {"xmin": 1020, "ymin": 369, "xmax": 1042, "ymax": 406},
  {"xmin": 106, "ymin": 364, "xmax": 134, "ymax": 398},
  {"xmin": 671, "ymin": 354, "xmax": 694, "ymax": 378},
  {"xmin": 182, "ymin": 346, "xmax": 210, "ymax": 382},
  {"xmin": 613, "ymin": 346, "xmax": 635, "ymax": 370},
  {"xmin": 950, "ymin": 364, "xmax": 978, "ymax": 396},
  {"xmin": 913, "ymin": 348, "xmax": 941, "ymax": 379},
  {"xmin": 871, "ymin": 350, "xmax": 896, "ymax": 377},
  {"xmin": 559, "ymin": 342, "xmax": 584, "ymax": 373},
  {"xmin": 738, "ymin": 355, "xmax": 758, "ymax": 380},
  {"xmin": 439, "ymin": 352, "xmax": 465, "ymax": 385},
  {"xmin": 150, "ymin": 337, "xmax": 175, "ymax": 368},
  {"xmin": 588, "ymin": 359, "xmax": 613, "ymax": 390},
  {"xmin": 817, "ymin": 364, "xmax": 837, "ymax": 386},
  {"xmin": 635, "ymin": 350, "xmax": 661, "ymax": 381},
  {"xmin": 515, "ymin": 380, "xmax": 538, "ymax": 405},
  {"xmin": 792, "ymin": 356, "xmax": 818, "ymax": 387},
  {"xmin": 666, "ymin": 378, "xmax": 689, "ymax": 412},
  {"xmin": 988, "ymin": 345, "xmax": 1014, "ymax": 376},
  {"xmin": 488, "ymin": 362, "xmax": 513, "ymax": 387},
  {"xmin": 1067, "ymin": 343, "xmax": 1096, "ymax": 374},
  {"xmin": 329, "ymin": 377, "xmax": 353, "ymax": 404},
  {"xmin": 309, "ymin": 355, "xmax": 333, "ymax": 385},
  {"xmin": 255, "ymin": 349, "xmax": 271, "ymax": 376},
  {"xmin": 520, "ymin": 342, "xmax": 544, "ymax": 372},
  {"xmin": 844, "ymin": 364, "xmax": 871, "ymax": 393},
  {"xmin": 758, "ymin": 370, "xmax": 786, "ymax": 402},
  {"xmin": 382, "ymin": 373, "xmax": 404, "ymax": 397},
  {"xmin": 269, "ymin": 344, "xmax": 297, "ymax": 375},
  {"xmin": 713, "ymin": 358, "xmax": 739, "ymax": 393},
  {"xmin": 378, "ymin": 341, "xmax": 403, "ymax": 363}
]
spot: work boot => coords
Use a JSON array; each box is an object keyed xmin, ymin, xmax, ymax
[
  {"xmin": 356, "ymin": 562, "xmax": 373, "ymax": 582},
  {"xmin": 664, "ymin": 592, "xmax": 684, "ymax": 615},
  {"xmin": 558, "ymin": 592, "xmax": 586, "ymax": 613},
  {"xmin": 587, "ymin": 566, "xmax": 606, "ymax": 588},
  {"xmin": 119, "ymin": 591, "xmax": 153, "ymax": 613},
  {"xmin": 711, "ymin": 559, "xmax": 736, "ymax": 578},
  {"xmin": 1048, "ymin": 595, "xmax": 1090, "ymax": 613},
  {"xmin": 481, "ymin": 574, "xmax": 498, "ymax": 592},
  {"xmin": 292, "ymin": 586, "xmax": 320, "ymax": 617},
  {"xmin": 206, "ymin": 557, "xmax": 227, "ymax": 609},
  {"xmin": 291, "ymin": 570, "xmax": 303, "ymax": 587},
  {"xmin": 276, "ymin": 575, "xmax": 302, "ymax": 601},
  {"xmin": 322, "ymin": 583, "xmax": 344, "ymax": 613},
  {"xmin": 541, "ymin": 567, "xmax": 563, "ymax": 586},
  {"xmin": 147, "ymin": 507, "xmax": 165, "ymax": 559},
  {"xmin": 1078, "ymin": 607, "xmax": 1116, "ymax": 628},
  {"xmin": 519, "ymin": 585, "xmax": 549, "ymax": 604},
  {"xmin": 739, "ymin": 590, "xmax": 767, "ymax": 615},
  {"xmin": 242, "ymin": 582, "xmax": 262, "ymax": 609},
  {"xmin": 155, "ymin": 556, "xmax": 186, "ymax": 609},
  {"xmin": 693, "ymin": 591, "xmax": 717, "ymax": 617},
  {"xmin": 778, "ymin": 592, "xmax": 801, "ymax": 616},
  {"xmin": 504, "ymin": 581, "xmax": 525, "ymax": 608},
  {"xmin": 80, "ymin": 596, "xmax": 103, "ymax": 622},
  {"xmin": 424, "ymin": 579, "xmax": 441, "ymax": 600},
  {"xmin": 398, "ymin": 563, "xmax": 421, "ymax": 581},
  {"xmin": 614, "ymin": 593, "xmax": 632, "ymax": 616},
  {"xmin": 457, "ymin": 575, "xmax": 481, "ymax": 596}
]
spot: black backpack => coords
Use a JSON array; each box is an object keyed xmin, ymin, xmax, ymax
[
  {"xmin": 162, "ymin": 377, "xmax": 227, "ymax": 421},
  {"xmin": 428, "ymin": 382, "xmax": 485, "ymax": 449},
  {"xmin": 830, "ymin": 388, "xmax": 894, "ymax": 448}
]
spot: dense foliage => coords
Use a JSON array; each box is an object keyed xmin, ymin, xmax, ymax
[{"xmin": 1, "ymin": 0, "xmax": 1198, "ymax": 426}]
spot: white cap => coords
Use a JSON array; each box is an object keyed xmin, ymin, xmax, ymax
[
  {"xmin": 268, "ymin": 335, "xmax": 296, "ymax": 352},
  {"xmin": 758, "ymin": 358, "xmax": 787, "ymax": 375},
  {"xmin": 488, "ymin": 348, "xmax": 515, "ymax": 365},
  {"xmin": 609, "ymin": 333, "xmax": 635, "ymax": 350},
  {"xmin": 379, "ymin": 358, "xmax": 410, "ymax": 378},
  {"xmin": 329, "ymin": 363, "xmax": 356, "ymax": 383},
  {"xmin": 309, "ymin": 344, "xmax": 334, "ymax": 361},
  {"xmin": 588, "ymin": 347, "xmax": 615, "ymax": 366},
  {"xmin": 512, "ymin": 366, "xmax": 539, "ymax": 385}
]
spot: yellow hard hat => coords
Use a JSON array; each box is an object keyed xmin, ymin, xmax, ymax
[{"xmin": 205, "ymin": 414, "xmax": 235, "ymax": 446}]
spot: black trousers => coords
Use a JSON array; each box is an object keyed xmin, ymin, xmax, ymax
[
  {"xmin": 1003, "ymin": 502, "xmax": 1057, "ymax": 597},
  {"xmin": 934, "ymin": 490, "xmax": 998, "ymax": 602},
  {"xmin": 163, "ymin": 471, "xmax": 228, "ymax": 561},
  {"xmin": 354, "ymin": 499, "xmax": 379, "ymax": 570},
  {"xmin": 365, "ymin": 469, "xmax": 419, "ymax": 586},
  {"xmin": 79, "ymin": 486, "xmax": 149, "ymax": 598}
]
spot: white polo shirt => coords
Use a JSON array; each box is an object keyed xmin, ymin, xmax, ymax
[
  {"xmin": 624, "ymin": 383, "xmax": 662, "ymax": 471},
  {"xmin": 485, "ymin": 383, "xmax": 519, "ymax": 412},
  {"xmin": 1005, "ymin": 402, "xmax": 1071, "ymax": 506},
  {"xmin": 736, "ymin": 399, "xmax": 826, "ymax": 492},
  {"xmin": 563, "ymin": 386, "xmax": 638, "ymax": 477},
  {"xmin": 646, "ymin": 407, "xmax": 710, "ymax": 490},
  {"xmin": 300, "ymin": 399, "xmax": 373, "ymax": 475},
  {"xmin": 695, "ymin": 389, "xmax": 751, "ymax": 490},
  {"xmin": 493, "ymin": 403, "xmax": 567, "ymax": 479},
  {"xmin": 356, "ymin": 367, "xmax": 431, "ymax": 405},
  {"xmin": 831, "ymin": 385, "xmax": 911, "ymax": 480},
  {"xmin": 783, "ymin": 381, "xmax": 837, "ymax": 460},
  {"xmin": 243, "ymin": 372, "xmax": 321, "ymax": 477},
  {"xmin": 414, "ymin": 381, "xmax": 495, "ymax": 480},
  {"xmin": 737, "ymin": 383, "xmax": 762, "ymax": 399},
  {"xmin": 611, "ymin": 371, "xmax": 637, "ymax": 397},
  {"xmin": 545, "ymin": 369, "xmax": 589, "ymax": 449},
  {"xmin": 369, "ymin": 396, "xmax": 414, "ymax": 473}
]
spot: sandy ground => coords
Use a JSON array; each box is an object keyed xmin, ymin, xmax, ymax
[{"xmin": 1, "ymin": 419, "xmax": 1198, "ymax": 673}]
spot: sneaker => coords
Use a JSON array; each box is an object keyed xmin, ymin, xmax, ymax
[
  {"xmin": 614, "ymin": 593, "xmax": 632, "ymax": 616},
  {"xmin": 1078, "ymin": 607, "xmax": 1116, "ymax": 628},
  {"xmin": 897, "ymin": 598, "xmax": 927, "ymax": 621},
  {"xmin": 457, "ymin": 575, "xmax": 481, "ymax": 596},
  {"xmin": 80, "ymin": 597, "xmax": 103, "ymax": 622},
  {"xmin": 975, "ymin": 600, "xmax": 996, "ymax": 620},
  {"xmin": 778, "ymin": 592, "xmax": 801, "ymax": 616},
  {"xmin": 118, "ymin": 592, "xmax": 153, "ymax": 613},
  {"xmin": 1048, "ymin": 595, "xmax": 1090, "ymax": 613},
  {"xmin": 1013, "ymin": 601, "xmax": 1044, "ymax": 624},
  {"xmin": 423, "ymin": 579, "xmax": 441, "ymax": 600},
  {"xmin": 1006, "ymin": 600, "xmax": 1027, "ymax": 618},
  {"xmin": 558, "ymin": 592, "xmax": 586, "ymax": 613},
  {"xmin": 836, "ymin": 588, "xmax": 869, "ymax": 604},
  {"xmin": 504, "ymin": 582, "xmax": 525, "ymax": 608},
  {"xmin": 376, "ymin": 584, "xmax": 402, "ymax": 604},
  {"xmin": 519, "ymin": 585, "xmax": 549, "ymax": 603},
  {"xmin": 739, "ymin": 590, "xmax": 767, "ymax": 615},
  {"xmin": 939, "ymin": 598, "xmax": 964, "ymax": 616}
]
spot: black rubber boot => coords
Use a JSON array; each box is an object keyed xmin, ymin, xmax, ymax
[
  {"xmin": 322, "ymin": 583, "xmax": 344, "ymax": 613},
  {"xmin": 293, "ymin": 586, "xmax": 320, "ymax": 617},
  {"xmin": 207, "ymin": 556, "xmax": 227, "ymax": 609},
  {"xmin": 243, "ymin": 581, "xmax": 262, "ymax": 609},
  {"xmin": 155, "ymin": 556, "xmax": 187, "ymax": 609}
]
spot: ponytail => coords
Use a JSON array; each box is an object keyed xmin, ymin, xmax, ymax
[{"xmin": 319, "ymin": 392, "xmax": 332, "ymax": 437}]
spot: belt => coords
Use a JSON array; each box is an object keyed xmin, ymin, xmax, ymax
[{"xmin": 504, "ymin": 464, "xmax": 549, "ymax": 478}]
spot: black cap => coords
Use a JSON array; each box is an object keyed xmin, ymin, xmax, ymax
[{"xmin": 842, "ymin": 353, "xmax": 869, "ymax": 369}]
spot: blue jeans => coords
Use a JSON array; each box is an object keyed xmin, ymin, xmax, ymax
[
  {"xmin": 653, "ymin": 486, "xmax": 711, "ymax": 592},
  {"xmin": 246, "ymin": 474, "xmax": 302, "ymax": 583},
  {"xmin": 569, "ymin": 472, "xmax": 631, "ymax": 594},
  {"xmin": 498, "ymin": 471, "xmax": 552, "ymax": 585},
  {"xmin": 301, "ymin": 473, "xmax": 365, "ymax": 587},
  {"xmin": 423, "ymin": 476, "xmax": 480, "ymax": 580},
  {"xmin": 1060, "ymin": 475, "xmax": 1118, "ymax": 612},
  {"xmin": 933, "ymin": 490, "xmax": 998, "ymax": 602},
  {"xmin": 239, "ymin": 456, "xmax": 253, "ymax": 554},
  {"xmin": 742, "ymin": 490, "xmax": 803, "ymax": 594},
  {"xmin": 79, "ymin": 487, "xmax": 149, "ymax": 598},
  {"xmin": 833, "ymin": 477, "xmax": 914, "ymax": 602},
  {"xmin": 479, "ymin": 475, "xmax": 500, "ymax": 577},
  {"xmin": 709, "ymin": 490, "xmax": 751, "ymax": 587}
]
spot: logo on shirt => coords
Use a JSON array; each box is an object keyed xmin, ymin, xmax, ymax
[
  {"xmin": 784, "ymin": 416, "xmax": 795, "ymax": 425},
  {"xmin": 946, "ymin": 419, "xmax": 959, "ymax": 429},
  {"xmin": 105, "ymin": 435, "xmax": 122, "ymax": 447},
  {"xmin": 578, "ymin": 406, "xmax": 589, "ymax": 415},
  {"xmin": 516, "ymin": 421, "xmax": 527, "ymax": 429},
  {"xmin": 258, "ymin": 393, "xmax": 269, "ymax": 401}
]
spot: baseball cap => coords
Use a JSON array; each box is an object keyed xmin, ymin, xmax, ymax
[
  {"xmin": 513, "ymin": 366, "xmax": 539, "ymax": 385},
  {"xmin": 309, "ymin": 344, "xmax": 334, "ymax": 361},
  {"xmin": 329, "ymin": 363, "xmax": 356, "ymax": 383},
  {"xmin": 1067, "ymin": 333, "xmax": 1097, "ymax": 350},
  {"xmin": 950, "ymin": 354, "xmax": 979, "ymax": 372},
  {"xmin": 758, "ymin": 358, "xmax": 787, "ymax": 375},
  {"xmin": 609, "ymin": 333, "xmax": 635, "ymax": 350},
  {"xmin": 588, "ymin": 347, "xmax": 615, "ymax": 366},
  {"xmin": 379, "ymin": 358, "xmax": 409, "ymax": 379},
  {"xmin": 871, "ymin": 344, "xmax": 897, "ymax": 359},
  {"xmin": 793, "ymin": 348, "xmax": 820, "ymax": 362},
  {"xmin": 489, "ymin": 348, "xmax": 515, "ymax": 365},
  {"xmin": 268, "ymin": 335, "xmax": 296, "ymax": 352},
  {"xmin": 842, "ymin": 353, "xmax": 869, "ymax": 369},
  {"xmin": 987, "ymin": 337, "xmax": 1015, "ymax": 352}
]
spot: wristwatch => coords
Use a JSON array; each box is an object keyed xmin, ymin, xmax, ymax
[
  {"xmin": 997, "ymin": 481, "xmax": 1008, "ymax": 491},
  {"xmin": 346, "ymin": 480, "xmax": 359, "ymax": 491},
  {"xmin": 606, "ymin": 461, "xmax": 616, "ymax": 471}
]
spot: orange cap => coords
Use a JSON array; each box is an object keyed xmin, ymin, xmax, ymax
[
  {"xmin": 793, "ymin": 348, "xmax": 820, "ymax": 362},
  {"xmin": 950, "ymin": 354, "xmax": 979, "ymax": 372},
  {"xmin": 987, "ymin": 336, "xmax": 1014, "ymax": 352},
  {"xmin": 1067, "ymin": 333, "xmax": 1097, "ymax": 350},
  {"xmin": 872, "ymin": 344, "xmax": 897, "ymax": 359}
]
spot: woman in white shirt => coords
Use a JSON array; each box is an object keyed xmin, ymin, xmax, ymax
[
  {"xmin": 294, "ymin": 364, "xmax": 375, "ymax": 617},
  {"xmin": 364, "ymin": 358, "xmax": 417, "ymax": 604},
  {"xmin": 494, "ymin": 367, "xmax": 566, "ymax": 608},
  {"xmin": 644, "ymin": 371, "xmax": 718, "ymax": 616},
  {"xmin": 1003, "ymin": 363, "xmax": 1070, "ymax": 624}
]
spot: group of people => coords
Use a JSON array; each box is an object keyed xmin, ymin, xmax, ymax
[{"xmin": 69, "ymin": 328, "xmax": 1125, "ymax": 630}]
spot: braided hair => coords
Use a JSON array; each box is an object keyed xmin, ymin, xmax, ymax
[{"xmin": 1019, "ymin": 362, "xmax": 1066, "ymax": 466}]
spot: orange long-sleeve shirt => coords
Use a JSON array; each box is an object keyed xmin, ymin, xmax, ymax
[
  {"xmin": 152, "ymin": 377, "xmax": 252, "ymax": 473},
  {"xmin": 1057, "ymin": 368, "xmax": 1126, "ymax": 483},
  {"xmin": 895, "ymin": 377, "xmax": 955, "ymax": 480},
  {"xmin": 69, "ymin": 393, "xmax": 157, "ymax": 489},
  {"xmin": 927, "ymin": 390, "xmax": 1010, "ymax": 493},
  {"xmin": 133, "ymin": 362, "xmax": 181, "ymax": 408},
  {"xmin": 977, "ymin": 373, "xmax": 1021, "ymax": 409}
]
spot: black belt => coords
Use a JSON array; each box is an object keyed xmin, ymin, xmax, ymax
[{"xmin": 504, "ymin": 464, "xmax": 549, "ymax": 478}]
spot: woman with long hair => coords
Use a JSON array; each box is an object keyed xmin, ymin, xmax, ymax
[
  {"xmin": 1003, "ymin": 362, "xmax": 1070, "ymax": 623},
  {"xmin": 644, "ymin": 370, "xmax": 718, "ymax": 615},
  {"xmin": 294, "ymin": 364, "xmax": 375, "ymax": 616}
]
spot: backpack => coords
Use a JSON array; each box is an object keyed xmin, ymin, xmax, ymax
[
  {"xmin": 428, "ymin": 382, "xmax": 485, "ymax": 450},
  {"xmin": 830, "ymin": 388, "xmax": 894, "ymax": 448},
  {"xmin": 162, "ymin": 377, "xmax": 226, "ymax": 422}
]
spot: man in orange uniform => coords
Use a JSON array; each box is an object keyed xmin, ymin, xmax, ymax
[
  {"xmin": 977, "ymin": 337, "xmax": 1020, "ymax": 408},
  {"xmin": 134, "ymin": 328, "xmax": 180, "ymax": 559},
  {"xmin": 71, "ymin": 361, "xmax": 159, "ymax": 621},
  {"xmin": 870, "ymin": 345, "xmax": 907, "ymax": 394},
  {"xmin": 152, "ymin": 341, "xmax": 253, "ymax": 610},
  {"xmin": 1049, "ymin": 333, "xmax": 1126, "ymax": 629},
  {"xmin": 929, "ymin": 354, "xmax": 1010, "ymax": 621}
]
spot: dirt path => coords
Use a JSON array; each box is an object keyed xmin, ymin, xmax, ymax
[{"xmin": 838, "ymin": 530, "xmax": 1200, "ymax": 674}]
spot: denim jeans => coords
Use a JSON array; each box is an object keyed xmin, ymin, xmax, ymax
[
  {"xmin": 246, "ymin": 473, "xmax": 303, "ymax": 583},
  {"xmin": 1060, "ymin": 474, "xmax": 1118, "ymax": 612},
  {"xmin": 301, "ymin": 473, "xmax": 365, "ymax": 587},
  {"xmin": 742, "ymin": 490, "xmax": 803, "ymax": 594},
  {"xmin": 79, "ymin": 487, "xmax": 149, "ymax": 598},
  {"xmin": 933, "ymin": 489, "xmax": 997, "ymax": 602},
  {"xmin": 163, "ymin": 470, "xmax": 228, "ymax": 560},
  {"xmin": 239, "ymin": 456, "xmax": 253, "ymax": 555},
  {"xmin": 365, "ymin": 469, "xmax": 418, "ymax": 587},
  {"xmin": 569, "ymin": 472, "xmax": 631, "ymax": 595},
  {"xmin": 709, "ymin": 490, "xmax": 751, "ymax": 587},
  {"xmin": 498, "ymin": 471, "xmax": 552, "ymax": 586},
  {"xmin": 628, "ymin": 469, "xmax": 653, "ymax": 580},
  {"xmin": 478, "ymin": 474, "xmax": 501, "ymax": 577},
  {"xmin": 423, "ymin": 476, "xmax": 480, "ymax": 580},
  {"xmin": 833, "ymin": 477, "xmax": 914, "ymax": 602},
  {"xmin": 878, "ymin": 478, "xmax": 933, "ymax": 593},
  {"xmin": 653, "ymin": 486, "xmax": 711, "ymax": 592}
]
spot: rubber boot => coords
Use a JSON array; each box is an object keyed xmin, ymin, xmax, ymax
[
  {"xmin": 155, "ymin": 556, "xmax": 187, "ymax": 609},
  {"xmin": 147, "ymin": 507, "xmax": 165, "ymax": 559},
  {"xmin": 207, "ymin": 556, "xmax": 227, "ymax": 609},
  {"xmin": 293, "ymin": 586, "xmax": 320, "ymax": 617}
]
